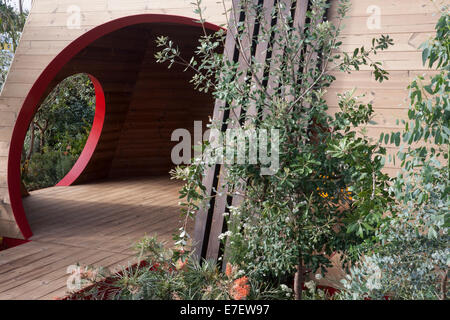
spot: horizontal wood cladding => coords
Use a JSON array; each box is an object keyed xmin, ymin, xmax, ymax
[
  {"xmin": 326, "ymin": 0, "xmax": 443, "ymax": 175},
  {"xmin": 328, "ymin": 0, "xmax": 445, "ymax": 16},
  {"xmin": 32, "ymin": 0, "xmax": 231, "ymax": 14},
  {"xmin": 109, "ymin": 24, "xmax": 215, "ymax": 178}
]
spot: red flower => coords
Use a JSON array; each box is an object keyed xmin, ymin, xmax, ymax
[{"xmin": 230, "ymin": 276, "xmax": 250, "ymax": 300}]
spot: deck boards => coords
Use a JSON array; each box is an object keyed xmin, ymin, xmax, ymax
[{"xmin": 0, "ymin": 176, "xmax": 186, "ymax": 299}]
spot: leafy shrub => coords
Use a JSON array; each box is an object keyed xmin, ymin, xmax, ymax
[
  {"xmin": 339, "ymin": 9, "xmax": 449, "ymax": 300},
  {"xmin": 160, "ymin": 0, "xmax": 393, "ymax": 299},
  {"xmin": 22, "ymin": 149, "xmax": 77, "ymax": 191},
  {"xmin": 70, "ymin": 236, "xmax": 288, "ymax": 300}
]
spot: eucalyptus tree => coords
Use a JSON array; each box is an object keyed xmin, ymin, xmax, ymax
[
  {"xmin": 157, "ymin": 0, "xmax": 396, "ymax": 299},
  {"xmin": 340, "ymin": 9, "xmax": 449, "ymax": 300}
]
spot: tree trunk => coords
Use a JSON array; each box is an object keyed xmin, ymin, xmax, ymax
[
  {"xmin": 35, "ymin": 121, "xmax": 47, "ymax": 153},
  {"xmin": 39, "ymin": 132, "xmax": 44, "ymax": 153},
  {"xmin": 441, "ymin": 270, "xmax": 447, "ymax": 300},
  {"xmin": 18, "ymin": 0, "xmax": 23, "ymax": 15},
  {"xmin": 294, "ymin": 257, "xmax": 304, "ymax": 300},
  {"xmin": 26, "ymin": 123, "xmax": 35, "ymax": 161}
]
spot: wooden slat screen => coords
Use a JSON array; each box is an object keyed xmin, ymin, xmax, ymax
[{"xmin": 193, "ymin": 0, "xmax": 316, "ymax": 264}]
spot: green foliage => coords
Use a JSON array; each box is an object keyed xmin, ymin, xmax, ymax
[
  {"xmin": 71, "ymin": 236, "xmax": 287, "ymax": 300},
  {"xmin": 340, "ymin": 9, "xmax": 449, "ymax": 300},
  {"xmin": 22, "ymin": 74, "xmax": 95, "ymax": 190},
  {"xmin": 0, "ymin": 0, "xmax": 27, "ymax": 87},
  {"xmin": 0, "ymin": 1, "xmax": 26, "ymax": 48},
  {"xmin": 158, "ymin": 0, "xmax": 394, "ymax": 299},
  {"xmin": 22, "ymin": 149, "xmax": 78, "ymax": 191},
  {"xmin": 170, "ymin": 162, "xmax": 207, "ymax": 247}
]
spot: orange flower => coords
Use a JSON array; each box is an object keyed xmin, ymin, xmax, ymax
[
  {"xmin": 234, "ymin": 276, "xmax": 248, "ymax": 286},
  {"xmin": 175, "ymin": 257, "xmax": 188, "ymax": 271},
  {"xmin": 225, "ymin": 263, "xmax": 233, "ymax": 278},
  {"xmin": 230, "ymin": 276, "xmax": 250, "ymax": 300}
]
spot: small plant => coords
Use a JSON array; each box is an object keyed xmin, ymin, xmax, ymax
[
  {"xmin": 70, "ymin": 236, "xmax": 287, "ymax": 300},
  {"xmin": 339, "ymin": 8, "xmax": 449, "ymax": 300}
]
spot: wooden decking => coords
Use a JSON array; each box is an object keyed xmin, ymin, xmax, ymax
[{"xmin": 0, "ymin": 176, "xmax": 186, "ymax": 300}]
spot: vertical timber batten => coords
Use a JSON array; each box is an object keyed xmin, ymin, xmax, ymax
[{"xmin": 194, "ymin": 0, "xmax": 314, "ymax": 264}]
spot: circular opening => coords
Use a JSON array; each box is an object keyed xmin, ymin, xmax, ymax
[
  {"xmin": 21, "ymin": 73, "xmax": 97, "ymax": 191},
  {"xmin": 8, "ymin": 14, "xmax": 221, "ymax": 239}
]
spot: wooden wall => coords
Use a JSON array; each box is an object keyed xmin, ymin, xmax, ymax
[
  {"xmin": 326, "ymin": 0, "xmax": 445, "ymax": 176},
  {"xmin": 0, "ymin": 0, "xmax": 229, "ymax": 238},
  {"xmin": 108, "ymin": 24, "xmax": 214, "ymax": 178}
]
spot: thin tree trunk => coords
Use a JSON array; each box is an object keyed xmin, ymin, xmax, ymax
[
  {"xmin": 294, "ymin": 256, "xmax": 304, "ymax": 300},
  {"xmin": 18, "ymin": 0, "xmax": 23, "ymax": 15},
  {"xmin": 441, "ymin": 270, "xmax": 447, "ymax": 300},
  {"xmin": 35, "ymin": 121, "xmax": 47, "ymax": 153},
  {"xmin": 26, "ymin": 123, "xmax": 35, "ymax": 161}
]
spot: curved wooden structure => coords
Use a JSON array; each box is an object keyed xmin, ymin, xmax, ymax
[
  {"xmin": 0, "ymin": 0, "xmax": 442, "ymax": 252},
  {"xmin": 0, "ymin": 0, "xmax": 444, "ymax": 300},
  {"xmin": 0, "ymin": 1, "xmax": 228, "ymax": 239}
]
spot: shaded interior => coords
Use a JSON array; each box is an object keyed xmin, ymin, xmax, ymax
[
  {"xmin": 22, "ymin": 23, "xmax": 217, "ymax": 237},
  {"xmin": 35, "ymin": 23, "xmax": 214, "ymax": 184}
]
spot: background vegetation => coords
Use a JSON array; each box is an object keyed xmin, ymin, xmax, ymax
[
  {"xmin": 0, "ymin": 0, "xmax": 27, "ymax": 87},
  {"xmin": 21, "ymin": 74, "xmax": 95, "ymax": 191},
  {"xmin": 1, "ymin": 1, "xmax": 95, "ymax": 191}
]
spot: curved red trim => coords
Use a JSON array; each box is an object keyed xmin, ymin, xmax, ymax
[
  {"xmin": 56, "ymin": 75, "xmax": 105, "ymax": 186},
  {"xmin": 8, "ymin": 14, "xmax": 221, "ymax": 239}
]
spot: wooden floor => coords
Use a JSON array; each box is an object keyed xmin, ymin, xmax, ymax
[{"xmin": 0, "ymin": 176, "xmax": 186, "ymax": 300}]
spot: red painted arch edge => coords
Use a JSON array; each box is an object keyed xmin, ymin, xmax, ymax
[
  {"xmin": 8, "ymin": 14, "xmax": 221, "ymax": 239},
  {"xmin": 56, "ymin": 75, "xmax": 105, "ymax": 187}
]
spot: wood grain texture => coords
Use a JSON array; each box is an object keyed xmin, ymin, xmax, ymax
[
  {"xmin": 325, "ymin": 0, "xmax": 444, "ymax": 175},
  {"xmin": 0, "ymin": 177, "xmax": 185, "ymax": 300},
  {"xmin": 0, "ymin": 0, "xmax": 227, "ymax": 238}
]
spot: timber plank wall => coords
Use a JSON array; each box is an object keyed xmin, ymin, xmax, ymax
[
  {"xmin": 0, "ymin": 0, "xmax": 446, "ymax": 239},
  {"xmin": 326, "ymin": 0, "xmax": 445, "ymax": 176},
  {"xmin": 0, "ymin": 0, "xmax": 229, "ymax": 239}
]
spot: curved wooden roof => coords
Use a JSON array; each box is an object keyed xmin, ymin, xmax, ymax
[{"xmin": 0, "ymin": 0, "xmax": 442, "ymax": 241}]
